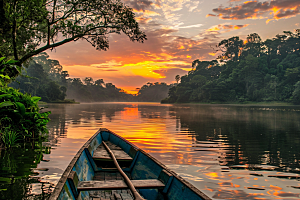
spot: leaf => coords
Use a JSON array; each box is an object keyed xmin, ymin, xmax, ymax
[
  {"xmin": 0, "ymin": 74, "xmax": 10, "ymax": 79},
  {"xmin": 0, "ymin": 57, "xmax": 5, "ymax": 63},
  {"xmin": 0, "ymin": 94, "xmax": 13, "ymax": 99},
  {"xmin": 0, "ymin": 101, "xmax": 14, "ymax": 108},
  {"xmin": 5, "ymin": 59, "xmax": 18, "ymax": 65},
  {"xmin": 15, "ymin": 102, "xmax": 26, "ymax": 116},
  {"xmin": 31, "ymin": 96, "xmax": 41, "ymax": 103}
]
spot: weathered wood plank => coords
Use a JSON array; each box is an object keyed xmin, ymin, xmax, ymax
[
  {"xmin": 93, "ymin": 150, "xmax": 132, "ymax": 161},
  {"xmin": 114, "ymin": 193, "xmax": 122, "ymax": 200},
  {"xmin": 94, "ymin": 150, "xmax": 132, "ymax": 160},
  {"xmin": 77, "ymin": 179, "xmax": 165, "ymax": 191},
  {"xmin": 93, "ymin": 141, "xmax": 132, "ymax": 162}
]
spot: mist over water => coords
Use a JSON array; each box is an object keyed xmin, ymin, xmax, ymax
[{"xmin": 3, "ymin": 102, "xmax": 300, "ymax": 199}]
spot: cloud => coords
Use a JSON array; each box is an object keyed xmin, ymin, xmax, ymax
[
  {"xmin": 206, "ymin": 13, "xmax": 217, "ymax": 17},
  {"xmin": 91, "ymin": 60, "xmax": 122, "ymax": 69},
  {"xmin": 123, "ymin": 0, "xmax": 154, "ymax": 11},
  {"xmin": 208, "ymin": 0, "xmax": 300, "ymax": 23},
  {"xmin": 207, "ymin": 24, "xmax": 249, "ymax": 32},
  {"xmin": 175, "ymin": 23, "xmax": 204, "ymax": 29},
  {"xmin": 185, "ymin": 1, "xmax": 200, "ymax": 12},
  {"xmin": 134, "ymin": 9, "xmax": 160, "ymax": 17}
]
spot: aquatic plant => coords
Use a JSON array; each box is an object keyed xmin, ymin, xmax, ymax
[{"xmin": 1, "ymin": 127, "xmax": 20, "ymax": 148}]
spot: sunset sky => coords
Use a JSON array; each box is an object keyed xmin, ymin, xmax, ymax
[{"xmin": 46, "ymin": 0, "xmax": 300, "ymax": 94}]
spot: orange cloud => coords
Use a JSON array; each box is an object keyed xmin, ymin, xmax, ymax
[
  {"xmin": 208, "ymin": 0, "xmax": 300, "ymax": 23},
  {"xmin": 207, "ymin": 24, "xmax": 249, "ymax": 32},
  {"xmin": 133, "ymin": 9, "xmax": 160, "ymax": 17}
]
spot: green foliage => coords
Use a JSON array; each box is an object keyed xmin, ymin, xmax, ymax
[
  {"xmin": 137, "ymin": 82, "xmax": 173, "ymax": 102},
  {"xmin": 163, "ymin": 29, "xmax": 300, "ymax": 104},
  {"xmin": 1, "ymin": 0, "xmax": 146, "ymax": 67},
  {"xmin": 292, "ymin": 81, "xmax": 300, "ymax": 104},
  {"xmin": 66, "ymin": 78, "xmax": 134, "ymax": 102},
  {"xmin": 1, "ymin": 128, "xmax": 20, "ymax": 148},
  {"xmin": 0, "ymin": 57, "xmax": 21, "ymax": 86},
  {"xmin": 0, "ymin": 86, "xmax": 50, "ymax": 147},
  {"xmin": 9, "ymin": 53, "xmax": 66, "ymax": 102}
]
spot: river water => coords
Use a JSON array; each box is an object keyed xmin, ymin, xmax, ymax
[{"xmin": 2, "ymin": 102, "xmax": 300, "ymax": 199}]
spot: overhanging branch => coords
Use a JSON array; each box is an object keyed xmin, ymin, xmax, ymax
[{"xmin": 19, "ymin": 34, "xmax": 84, "ymax": 64}]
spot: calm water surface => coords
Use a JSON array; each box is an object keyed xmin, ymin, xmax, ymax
[{"xmin": 2, "ymin": 102, "xmax": 300, "ymax": 199}]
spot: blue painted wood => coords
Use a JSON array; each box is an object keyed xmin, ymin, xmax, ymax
[
  {"xmin": 163, "ymin": 176, "xmax": 174, "ymax": 194},
  {"xmin": 73, "ymin": 150, "xmax": 94, "ymax": 182},
  {"xmin": 67, "ymin": 172, "xmax": 79, "ymax": 198},
  {"xmin": 88, "ymin": 133, "xmax": 102, "ymax": 156},
  {"xmin": 109, "ymin": 133, "xmax": 121, "ymax": 147},
  {"xmin": 126, "ymin": 150, "xmax": 140, "ymax": 172},
  {"xmin": 131, "ymin": 152, "xmax": 163, "ymax": 180},
  {"xmin": 58, "ymin": 181, "xmax": 75, "ymax": 200},
  {"xmin": 117, "ymin": 139, "xmax": 132, "ymax": 154},
  {"xmin": 84, "ymin": 148, "xmax": 97, "ymax": 172},
  {"xmin": 101, "ymin": 131, "xmax": 110, "ymax": 141},
  {"xmin": 167, "ymin": 178, "xmax": 204, "ymax": 200},
  {"xmin": 139, "ymin": 189, "xmax": 159, "ymax": 200}
]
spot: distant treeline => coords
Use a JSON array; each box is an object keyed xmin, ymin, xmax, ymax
[
  {"xmin": 9, "ymin": 53, "xmax": 172, "ymax": 102},
  {"xmin": 162, "ymin": 29, "xmax": 300, "ymax": 104}
]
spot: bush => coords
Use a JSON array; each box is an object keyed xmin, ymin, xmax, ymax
[
  {"xmin": 0, "ymin": 87, "xmax": 51, "ymax": 142},
  {"xmin": 0, "ymin": 57, "xmax": 51, "ymax": 148}
]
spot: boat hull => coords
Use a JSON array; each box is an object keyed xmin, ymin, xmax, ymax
[{"xmin": 49, "ymin": 128, "xmax": 211, "ymax": 200}]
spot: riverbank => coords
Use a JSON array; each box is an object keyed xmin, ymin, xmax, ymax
[
  {"xmin": 162, "ymin": 101, "xmax": 295, "ymax": 106},
  {"xmin": 39, "ymin": 99, "xmax": 80, "ymax": 104}
]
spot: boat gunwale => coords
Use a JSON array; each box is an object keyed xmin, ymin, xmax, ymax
[
  {"xmin": 48, "ymin": 128, "xmax": 102, "ymax": 200},
  {"xmin": 48, "ymin": 128, "xmax": 211, "ymax": 200}
]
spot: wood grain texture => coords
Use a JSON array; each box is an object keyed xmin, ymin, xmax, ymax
[
  {"xmin": 93, "ymin": 141, "xmax": 132, "ymax": 161},
  {"xmin": 77, "ymin": 179, "xmax": 165, "ymax": 191}
]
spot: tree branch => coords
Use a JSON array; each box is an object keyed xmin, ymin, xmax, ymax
[{"xmin": 19, "ymin": 34, "xmax": 84, "ymax": 64}]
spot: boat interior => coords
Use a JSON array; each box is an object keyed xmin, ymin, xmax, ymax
[{"xmin": 52, "ymin": 129, "xmax": 208, "ymax": 200}]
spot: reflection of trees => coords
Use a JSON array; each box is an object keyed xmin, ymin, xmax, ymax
[
  {"xmin": 0, "ymin": 140, "xmax": 51, "ymax": 199},
  {"xmin": 171, "ymin": 105, "xmax": 300, "ymax": 172},
  {"xmin": 45, "ymin": 103, "xmax": 130, "ymax": 144},
  {"xmin": 138, "ymin": 104, "xmax": 169, "ymax": 119}
]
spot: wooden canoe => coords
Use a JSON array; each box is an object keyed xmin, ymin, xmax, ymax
[{"xmin": 49, "ymin": 128, "xmax": 211, "ymax": 200}]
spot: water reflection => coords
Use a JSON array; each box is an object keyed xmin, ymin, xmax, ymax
[
  {"xmin": 172, "ymin": 105, "xmax": 300, "ymax": 172},
  {"xmin": 0, "ymin": 140, "xmax": 52, "ymax": 199},
  {"xmin": 45, "ymin": 103, "xmax": 300, "ymax": 199},
  {"xmin": 2, "ymin": 103, "xmax": 300, "ymax": 199}
]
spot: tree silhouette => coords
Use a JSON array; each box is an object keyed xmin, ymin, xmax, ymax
[
  {"xmin": 84, "ymin": 77, "xmax": 94, "ymax": 86},
  {"xmin": 95, "ymin": 79, "xmax": 104, "ymax": 87},
  {"xmin": 175, "ymin": 75, "xmax": 180, "ymax": 83},
  {"xmin": 216, "ymin": 36, "xmax": 243, "ymax": 61},
  {"xmin": 1, "ymin": 0, "xmax": 147, "ymax": 67}
]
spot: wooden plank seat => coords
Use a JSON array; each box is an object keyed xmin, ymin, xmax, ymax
[
  {"xmin": 77, "ymin": 179, "xmax": 165, "ymax": 191},
  {"xmin": 93, "ymin": 141, "xmax": 133, "ymax": 162}
]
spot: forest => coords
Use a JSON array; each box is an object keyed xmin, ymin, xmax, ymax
[
  {"xmin": 9, "ymin": 53, "xmax": 172, "ymax": 103},
  {"xmin": 162, "ymin": 29, "xmax": 300, "ymax": 104}
]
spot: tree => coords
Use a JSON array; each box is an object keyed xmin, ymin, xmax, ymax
[
  {"xmin": 244, "ymin": 33, "xmax": 262, "ymax": 57},
  {"xmin": 61, "ymin": 71, "xmax": 69, "ymax": 84},
  {"xmin": 1, "ymin": 0, "xmax": 147, "ymax": 67},
  {"xmin": 84, "ymin": 77, "xmax": 94, "ymax": 86},
  {"xmin": 95, "ymin": 79, "xmax": 104, "ymax": 87},
  {"xmin": 216, "ymin": 36, "xmax": 244, "ymax": 61},
  {"xmin": 175, "ymin": 75, "xmax": 180, "ymax": 83}
]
